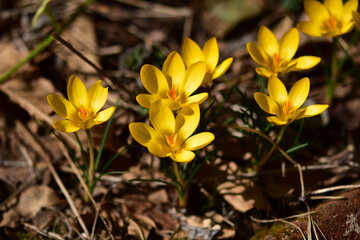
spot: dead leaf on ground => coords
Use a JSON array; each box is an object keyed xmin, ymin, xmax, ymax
[
  {"xmin": 17, "ymin": 185, "xmax": 62, "ymax": 218},
  {"xmin": 217, "ymin": 179, "xmax": 267, "ymax": 213},
  {"xmin": 127, "ymin": 214, "xmax": 156, "ymax": 240}
]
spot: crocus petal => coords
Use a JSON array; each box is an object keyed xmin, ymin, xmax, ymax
[
  {"xmin": 255, "ymin": 67, "xmax": 274, "ymax": 78},
  {"xmin": 67, "ymin": 75, "xmax": 87, "ymax": 109},
  {"xmin": 187, "ymin": 93, "xmax": 208, "ymax": 105},
  {"xmin": 254, "ymin": 92, "xmax": 281, "ymax": 116},
  {"xmin": 292, "ymin": 56, "xmax": 321, "ymax": 70},
  {"xmin": 257, "ymin": 26, "xmax": 279, "ymax": 57},
  {"xmin": 202, "ymin": 37, "xmax": 219, "ymax": 72},
  {"xmin": 340, "ymin": 22, "xmax": 355, "ymax": 36},
  {"xmin": 299, "ymin": 104, "xmax": 329, "ymax": 118},
  {"xmin": 279, "ymin": 28, "xmax": 299, "ymax": 61},
  {"xmin": 212, "ymin": 57, "xmax": 233, "ymax": 79},
  {"xmin": 129, "ymin": 122, "xmax": 158, "ymax": 147},
  {"xmin": 304, "ymin": 0, "xmax": 330, "ymax": 22},
  {"xmin": 266, "ymin": 116, "xmax": 288, "ymax": 125},
  {"xmin": 246, "ymin": 42, "xmax": 267, "ymax": 66},
  {"xmin": 180, "ymin": 61, "xmax": 206, "ymax": 97},
  {"xmin": 94, "ymin": 106, "xmax": 115, "ymax": 124},
  {"xmin": 136, "ymin": 94, "xmax": 158, "ymax": 109},
  {"xmin": 162, "ymin": 51, "xmax": 185, "ymax": 86},
  {"xmin": 175, "ymin": 104, "xmax": 200, "ymax": 146},
  {"xmin": 53, "ymin": 120, "xmax": 80, "ymax": 132},
  {"xmin": 343, "ymin": 0, "xmax": 358, "ymax": 23},
  {"xmin": 170, "ymin": 149, "xmax": 195, "ymax": 163},
  {"xmin": 288, "ymin": 77, "xmax": 310, "ymax": 110},
  {"xmin": 268, "ymin": 76, "xmax": 288, "ymax": 105},
  {"xmin": 148, "ymin": 141, "xmax": 170, "ymax": 158},
  {"xmin": 47, "ymin": 94, "xmax": 79, "ymax": 122},
  {"xmin": 182, "ymin": 37, "xmax": 204, "ymax": 68},
  {"xmin": 353, "ymin": 11, "xmax": 360, "ymax": 29},
  {"xmin": 183, "ymin": 132, "xmax": 214, "ymax": 151},
  {"xmin": 324, "ymin": 0, "xmax": 343, "ymax": 20},
  {"xmin": 87, "ymin": 80, "xmax": 108, "ymax": 114},
  {"xmin": 297, "ymin": 21, "xmax": 322, "ymax": 37},
  {"xmin": 140, "ymin": 65, "xmax": 169, "ymax": 96},
  {"xmin": 149, "ymin": 101, "xmax": 175, "ymax": 136}
]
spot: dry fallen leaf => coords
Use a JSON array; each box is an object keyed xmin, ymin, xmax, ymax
[
  {"xmin": 17, "ymin": 185, "xmax": 62, "ymax": 218},
  {"xmin": 217, "ymin": 179, "xmax": 267, "ymax": 213}
]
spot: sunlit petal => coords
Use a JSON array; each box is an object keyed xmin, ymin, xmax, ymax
[
  {"xmin": 180, "ymin": 61, "xmax": 206, "ymax": 96},
  {"xmin": 255, "ymin": 67, "xmax": 274, "ymax": 78},
  {"xmin": 254, "ymin": 92, "xmax": 281, "ymax": 116},
  {"xmin": 53, "ymin": 120, "xmax": 80, "ymax": 132},
  {"xmin": 293, "ymin": 56, "xmax": 321, "ymax": 70},
  {"xmin": 266, "ymin": 116, "xmax": 287, "ymax": 125},
  {"xmin": 136, "ymin": 94, "xmax": 158, "ymax": 109},
  {"xmin": 183, "ymin": 132, "xmax": 214, "ymax": 151},
  {"xmin": 202, "ymin": 37, "xmax": 219, "ymax": 72},
  {"xmin": 304, "ymin": 0, "xmax": 330, "ymax": 22},
  {"xmin": 187, "ymin": 93, "xmax": 208, "ymax": 105},
  {"xmin": 279, "ymin": 28, "xmax": 299, "ymax": 61},
  {"xmin": 324, "ymin": 0, "xmax": 343, "ymax": 19},
  {"xmin": 343, "ymin": 0, "xmax": 358, "ymax": 23},
  {"xmin": 340, "ymin": 22, "xmax": 355, "ymax": 35},
  {"xmin": 94, "ymin": 106, "xmax": 115, "ymax": 124},
  {"xmin": 182, "ymin": 37, "xmax": 204, "ymax": 68},
  {"xmin": 148, "ymin": 141, "xmax": 170, "ymax": 158},
  {"xmin": 67, "ymin": 75, "xmax": 87, "ymax": 109},
  {"xmin": 212, "ymin": 57, "xmax": 233, "ymax": 79},
  {"xmin": 175, "ymin": 104, "xmax": 200, "ymax": 146},
  {"xmin": 299, "ymin": 104, "xmax": 329, "ymax": 117},
  {"xmin": 47, "ymin": 94, "xmax": 79, "ymax": 122},
  {"xmin": 353, "ymin": 11, "xmax": 360, "ymax": 29},
  {"xmin": 268, "ymin": 76, "xmax": 288, "ymax": 105},
  {"xmin": 149, "ymin": 101, "xmax": 175, "ymax": 136},
  {"xmin": 288, "ymin": 77, "xmax": 310, "ymax": 110},
  {"xmin": 170, "ymin": 149, "xmax": 195, "ymax": 163},
  {"xmin": 140, "ymin": 64, "xmax": 169, "ymax": 96},
  {"xmin": 246, "ymin": 42, "xmax": 267, "ymax": 66},
  {"xmin": 162, "ymin": 51, "xmax": 185, "ymax": 86},
  {"xmin": 258, "ymin": 26, "xmax": 279, "ymax": 56},
  {"xmin": 87, "ymin": 80, "xmax": 108, "ymax": 113},
  {"xmin": 296, "ymin": 21, "xmax": 322, "ymax": 37},
  {"xmin": 129, "ymin": 122, "xmax": 157, "ymax": 147}
]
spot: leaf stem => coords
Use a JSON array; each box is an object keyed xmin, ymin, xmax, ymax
[
  {"xmin": 85, "ymin": 129, "xmax": 95, "ymax": 194},
  {"xmin": 172, "ymin": 161, "xmax": 188, "ymax": 208}
]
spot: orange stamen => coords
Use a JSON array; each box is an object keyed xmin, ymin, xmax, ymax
[
  {"xmin": 166, "ymin": 134, "xmax": 177, "ymax": 148},
  {"xmin": 78, "ymin": 106, "xmax": 87, "ymax": 120},
  {"xmin": 283, "ymin": 101, "xmax": 290, "ymax": 115},
  {"xmin": 274, "ymin": 53, "xmax": 280, "ymax": 65},
  {"xmin": 166, "ymin": 87, "xmax": 177, "ymax": 101}
]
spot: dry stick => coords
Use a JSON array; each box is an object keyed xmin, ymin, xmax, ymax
[
  {"xmin": 228, "ymin": 125, "xmax": 306, "ymax": 200},
  {"xmin": 15, "ymin": 121, "xmax": 89, "ymax": 239},
  {"xmin": 58, "ymin": 143, "xmax": 115, "ymax": 240},
  {"xmin": 51, "ymin": 33, "xmax": 114, "ymax": 89},
  {"xmin": 310, "ymin": 184, "xmax": 360, "ymax": 195}
]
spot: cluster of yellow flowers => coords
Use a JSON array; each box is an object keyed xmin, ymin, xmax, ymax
[
  {"xmin": 246, "ymin": 0, "xmax": 360, "ymax": 125},
  {"xmin": 130, "ymin": 38, "xmax": 233, "ymax": 163}
]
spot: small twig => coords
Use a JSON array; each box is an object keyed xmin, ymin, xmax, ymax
[
  {"xmin": 15, "ymin": 120, "xmax": 90, "ymax": 238},
  {"xmin": 278, "ymin": 219, "xmax": 307, "ymax": 240},
  {"xmin": 310, "ymin": 184, "xmax": 360, "ymax": 195},
  {"xmin": 251, "ymin": 211, "xmax": 316, "ymax": 223},
  {"xmin": 23, "ymin": 222, "xmax": 65, "ymax": 240},
  {"xmin": 309, "ymin": 196, "xmax": 345, "ymax": 200},
  {"xmin": 58, "ymin": 143, "xmax": 115, "ymax": 240}
]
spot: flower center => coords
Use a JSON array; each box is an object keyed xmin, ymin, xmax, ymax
[
  {"xmin": 165, "ymin": 134, "xmax": 177, "ymax": 150},
  {"xmin": 282, "ymin": 101, "xmax": 292, "ymax": 116},
  {"xmin": 324, "ymin": 16, "xmax": 340, "ymax": 32},
  {"xmin": 272, "ymin": 53, "xmax": 286, "ymax": 71},
  {"xmin": 78, "ymin": 106, "xmax": 92, "ymax": 122},
  {"xmin": 166, "ymin": 87, "xmax": 180, "ymax": 102}
]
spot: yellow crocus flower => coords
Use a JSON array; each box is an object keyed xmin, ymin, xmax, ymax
[
  {"xmin": 129, "ymin": 101, "xmax": 214, "ymax": 163},
  {"xmin": 136, "ymin": 51, "xmax": 208, "ymax": 110},
  {"xmin": 247, "ymin": 26, "xmax": 321, "ymax": 78},
  {"xmin": 254, "ymin": 76, "xmax": 328, "ymax": 125},
  {"xmin": 297, "ymin": 0, "xmax": 358, "ymax": 37},
  {"xmin": 181, "ymin": 37, "xmax": 233, "ymax": 86},
  {"xmin": 353, "ymin": 11, "xmax": 360, "ymax": 29},
  {"xmin": 47, "ymin": 75, "xmax": 115, "ymax": 132}
]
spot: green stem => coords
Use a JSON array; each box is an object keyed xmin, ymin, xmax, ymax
[
  {"xmin": 257, "ymin": 125, "xmax": 286, "ymax": 169},
  {"xmin": 85, "ymin": 129, "xmax": 95, "ymax": 192},
  {"xmin": 172, "ymin": 161, "xmax": 188, "ymax": 208},
  {"xmin": 0, "ymin": 0, "xmax": 95, "ymax": 83},
  {"xmin": 327, "ymin": 37, "xmax": 339, "ymax": 103}
]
